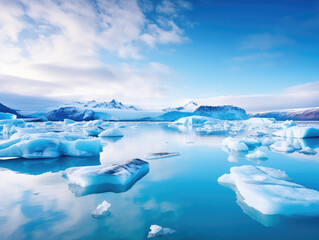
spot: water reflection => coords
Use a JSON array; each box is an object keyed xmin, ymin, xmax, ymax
[{"xmin": 0, "ymin": 156, "xmax": 101, "ymax": 175}]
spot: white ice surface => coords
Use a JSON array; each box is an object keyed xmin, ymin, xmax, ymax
[
  {"xmin": 147, "ymin": 225, "xmax": 175, "ymax": 238},
  {"xmin": 218, "ymin": 165, "xmax": 319, "ymax": 216},
  {"xmin": 91, "ymin": 201, "xmax": 111, "ymax": 218},
  {"xmin": 246, "ymin": 150, "xmax": 268, "ymax": 159}
]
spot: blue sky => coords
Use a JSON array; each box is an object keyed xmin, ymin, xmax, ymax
[{"xmin": 0, "ymin": 0, "xmax": 319, "ymax": 111}]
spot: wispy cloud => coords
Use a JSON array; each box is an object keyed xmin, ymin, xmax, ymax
[
  {"xmin": 232, "ymin": 52, "xmax": 282, "ymax": 62},
  {"xmin": 241, "ymin": 33, "xmax": 294, "ymax": 50},
  {"xmin": 193, "ymin": 81, "xmax": 319, "ymax": 112}
]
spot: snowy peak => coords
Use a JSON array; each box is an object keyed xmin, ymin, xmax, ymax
[
  {"xmin": 162, "ymin": 101, "xmax": 198, "ymax": 112},
  {"xmin": 61, "ymin": 99, "xmax": 139, "ymax": 111}
]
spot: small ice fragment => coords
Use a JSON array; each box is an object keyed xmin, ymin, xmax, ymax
[
  {"xmin": 246, "ymin": 150, "xmax": 268, "ymax": 159},
  {"xmin": 147, "ymin": 225, "xmax": 175, "ymax": 238},
  {"xmin": 91, "ymin": 201, "xmax": 111, "ymax": 218}
]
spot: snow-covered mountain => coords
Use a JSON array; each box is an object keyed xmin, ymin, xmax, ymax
[
  {"xmin": 45, "ymin": 99, "xmax": 160, "ymax": 121},
  {"xmin": 249, "ymin": 107, "xmax": 319, "ymax": 121},
  {"xmin": 162, "ymin": 101, "xmax": 198, "ymax": 112},
  {"xmin": 58, "ymin": 99, "xmax": 139, "ymax": 111}
]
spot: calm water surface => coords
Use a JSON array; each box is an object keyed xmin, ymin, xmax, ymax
[{"xmin": 0, "ymin": 122, "xmax": 319, "ymax": 240}]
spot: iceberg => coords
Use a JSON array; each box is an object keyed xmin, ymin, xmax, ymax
[
  {"xmin": 0, "ymin": 112, "xmax": 16, "ymax": 120},
  {"xmin": 273, "ymin": 126, "xmax": 319, "ymax": 139},
  {"xmin": 83, "ymin": 126, "xmax": 105, "ymax": 137},
  {"xmin": 99, "ymin": 128, "xmax": 123, "ymax": 137},
  {"xmin": 91, "ymin": 201, "xmax": 111, "ymax": 218},
  {"xmin": 0, "ymin": 132, "xmax": 102, "ymax": 158},
  {"xmin": 147, "ymin": 225, "xmax": 175, "ymax": 238},
  {"xmin": 146, "ymin": 152, "xmax": 180, "ymax": 160},
  {"xmin": 62, "ymin": 158, "xmax": 149, "ymax": 196},
  {"xmin": 246, "ymin": 150, "xmax": 268, "ymax": 159},
  {"xmin": 218, "ymin": 165, "xmax": 319, "ymax": 216}
]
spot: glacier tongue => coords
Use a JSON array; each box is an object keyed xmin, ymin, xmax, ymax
[{"xmin": 218, "ymin": 165, "xmax": 319, "ymax": 216}]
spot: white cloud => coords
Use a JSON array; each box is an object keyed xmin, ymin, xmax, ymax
[
  {"xmin": 193, "ymin": 81, "xmax": 319, "ymax": 112},
  {"xmin": 0, "ymin": 0, "xmax": 191, "ymax": 109}
]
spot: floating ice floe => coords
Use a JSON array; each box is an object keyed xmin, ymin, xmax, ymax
[
  {"xmin": 63, "ymin": 158, "xmax": 149, "ymax": 196},
  {"xmin": 146, "ymin": 152, "xmax": 180, "ymax": 160},
  {"xmin": 261, "ymin": 137, "xmax": 276, "ymax": 146},
  {"xmin": 0, "ymin": 132, "xmax": 102, "ymax": 158},
  {"xmin": 99, "ymin": 128, "xmax": 124, "ymax": 137},
  {"xmin": 83, "ymin": 126, "xmax": 105, "ymax": 137},
  {"xmin": 270, "ymin": 141, "xmax": 295, "ymax": 152},
  {"xmin": 299, "ymin": 147, "xmax": 317, "ymax": 155},
  {"xmin": 147, "ymin": 225, "xmax": 175, "ymax": 238},
  {"xmin": 246, "ymin": 150, "xmax": 268, "ymax": 159},
  {"xmin": 273, "ymin": 126, "xmax": 319, "ymax": 139},
  {"xmin": 222, "ymin": 137, "xmax": 262, "ymax": 152},
  {"xmin": 218, "ymin": 165, "xmax": 319, "ymax": 216},
  {"xmin": 91, "ymin": 201, "xmax": 111, "ymax": 218},
  {"xmin": 0, "ymin": 112, "xmax": 16, "ymax": 120}
]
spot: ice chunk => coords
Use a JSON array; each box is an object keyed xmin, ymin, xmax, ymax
[
  {"xmin": 83, "ymin": 126, "xmax": 105, "ymax": 137},
  {"xmin": 146, "ymin": 152, "xmax": 180, "ymax": 160},
  {"xmin": 99, "ymin": 128, "xmax": 123, "ymax": 137},
  {"xmin": 63, "ymin": 159, "xmax": 149, "ymax": 196},
  {"xmin": 270, "ymin": 141, "xmax": 294, "ymax": 152},
  {"xmin": 91, "ymin": 201, "xmax": 111, "ymax": 218},
  {"xmin": 218, "ymin": 165, "xmax": 319, "ymax": 216},
  {"xmin": 0, "ymin": 132, "xmax": 102, "ymax": 158},
  {"xmin": 173, "ymin": 116, "xmax": 220, "ymax": 126},
  {"xmin": 64, "ymin": 119, "xmax": 77, "ymax": 125},
  {"xmin": 261, "ymin": 137, "xmax": 275, "ymax": 146},
  {"xmin": 299, "ymin": 147, "xmax": 317, "ymax": 155},
  {"xmin": 273, "ymin": 126, "xmax": 319, "ymax": 138},
  {"xmin": 222, "ymin": 137, "xmax": 249, "ymax": 152},
  {"xmin": 147, "ymin": 225, "xmax": 175, "ymax": 238},
  {"xmin": 0, "ymin": 112, "xmax": 16, "ymax": 120},
  {"xmin": 246, "ymin": 150, "xmax": 268, "ymax": 159},
  {"xmin": 246, "ymin": 118, "xmax": 276, "ymax": 124}
]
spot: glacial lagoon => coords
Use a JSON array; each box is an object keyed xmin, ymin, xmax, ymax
[{"xmin": 1, "ymin": 121, "xmax": 319, "ymax": 240}]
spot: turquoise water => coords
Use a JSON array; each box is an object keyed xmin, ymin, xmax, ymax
[{"xmin": 0, "ymin": 122, "xmax": 319, "ymax": 240}]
